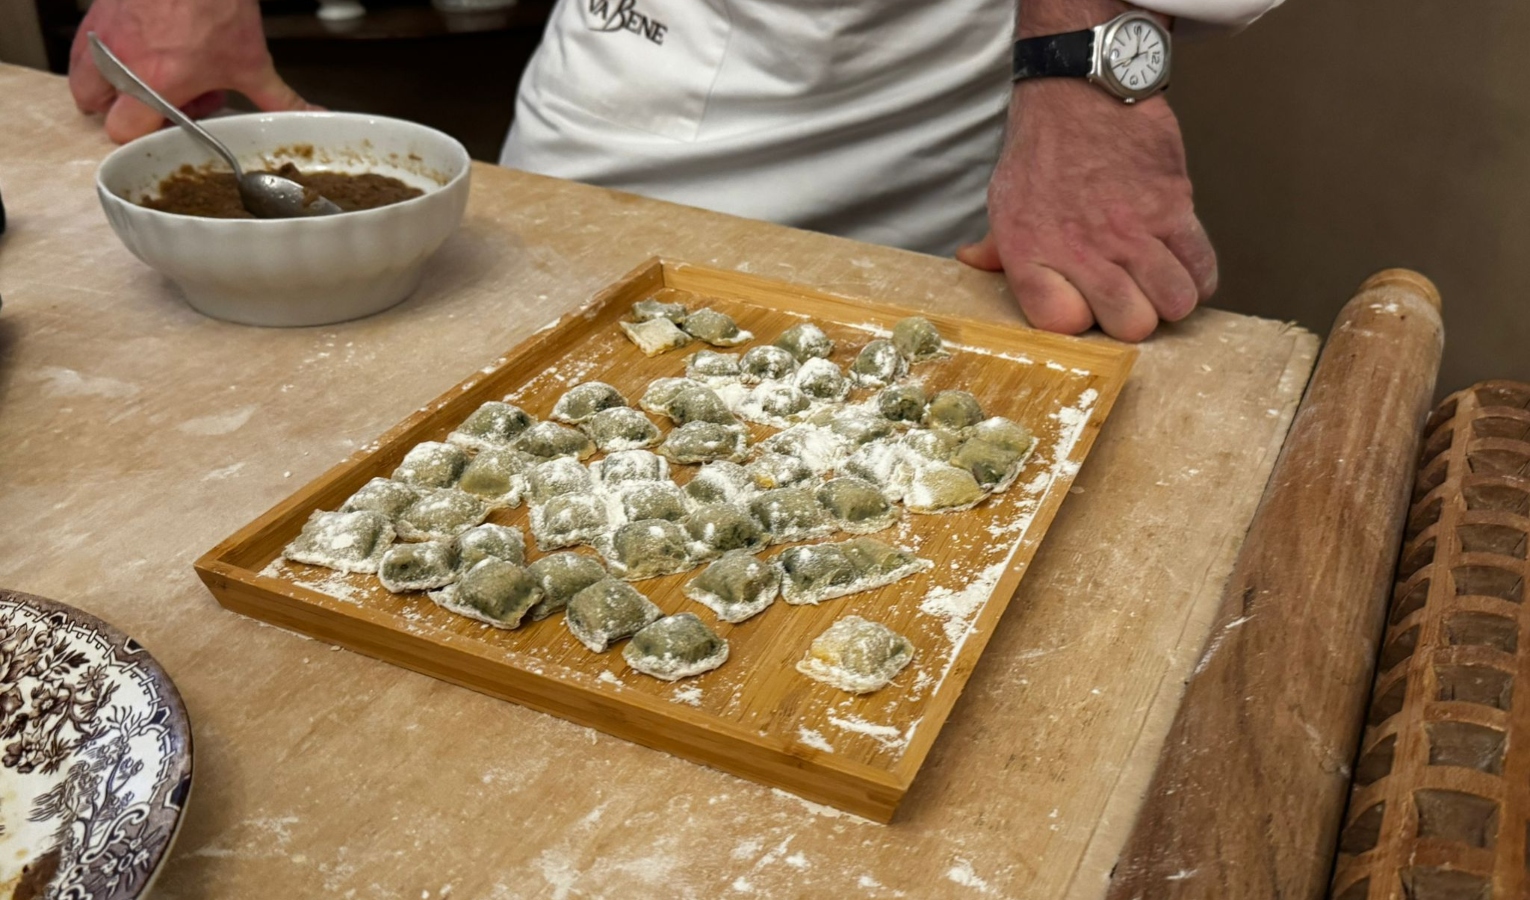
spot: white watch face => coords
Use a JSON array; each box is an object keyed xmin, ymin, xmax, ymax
[{"xmin": 1105, "ymin": 18, "xmax": 1168, "ymax": 95}]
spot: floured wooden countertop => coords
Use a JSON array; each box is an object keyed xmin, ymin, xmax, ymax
[{"xmin": 0, "ymin": 63, "xmax": 1318, "ymax": 899}]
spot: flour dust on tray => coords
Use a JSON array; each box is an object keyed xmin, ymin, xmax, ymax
[{"xmin": 277, "ymin": 296, "xmax": 1039, "ymax": 693}]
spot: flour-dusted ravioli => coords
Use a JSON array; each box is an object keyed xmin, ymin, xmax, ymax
[
  {"xmin": 793, "ymin": 357, "xmax": 851, "ymax": 402},
  {"xmin": 617, "ymin": 481, "xmax": 689, "ymax": 522},
  {"xmin": 530, "ymin": 492, "xmax": 610, "ymax": 551},
  {"xmin": 849, "ymin": 339, "xmax": 907, "ymax": 388},
  {"xmin": 841, "ymin": 439, "xmax": 918, "ymax": 499},
  {"xmin": 839, "ymin": 536, "xmax": 933, "ymax": 587},
  {"xmin": 735, "ymin": 382, "xmax": 811, "ymax": 427},
  {"xmin": 759, "ymin": 424, "xmax": 848, "ymax": 475},
  {"xmin": 624, "ymin": 613, "xmax": 729, "ymax": 681},
  {"xmin": 581, "ymin": 407, "xmax": 662, "ymax": 452},
  {"xmin": 659, "ymin": 422, "xmax": 748, "ymax": 464},
  {"xmin": 283, "ymin": 510, "xmax": 395, "ymax": 574},
  {"xmin": 685, "ymin": 349, "xmax": 742, "ymax": 383},
  {"xmin": 902, "ymin": 427, "xmax": 962, "ymax": 463},
  {"xmin": 527, "ymin": 456, "xmax": 595, "ymax": 504},
  {"xmin": 891, "ymin": 316, "xmax": 950, "ymax": 363},
  {"xmin": 924, "ymin": 390, "xmax": 985, "ymax": 432},
  {"xmin": 514, "ymin": 421, "xmax": 596, "ymax": 461},
  {"xmin": 631, "ymin": 292, "xmax": 690, "ymax": 324},
  {"xmin": 877, "ymin": 385, "xmax": 928, "ymax": 424},
  {"xmin": 663, "ymin": 383, "xmax": 740, "ymax": 427},
  {"xmin": 396, "ymin": 489, "xmax": 490, "ymax": 541},
  {"xmin": 525, "ymin": 551, "xmax": 608, "ymax": 620},
  {"xmin": 778, "ymin": 543, "xmax": 861, "ymax": 604},
  {"xmin": 378, "ymin": 540, "xmax": 459, "ymax": 593},
  {"xmin": 456, "ymin": 447, "xmax": 535, "ymax": 508},
  {"xmin": 816, "ymin": 476, "xmax": 897, "ymax": 534},
  {"xmin": 774, "ymin": 322, "xmax": 834, "ymax": 361},
  {"xmin": 565, "ymin": 578, "xmax": 663, "ymax": 652},
  {"xmin": 448, "ymin": 401, "xmax": 535, "ymax": 452},
  {"xmin": 682, "ymin": 502, "xmax": 766, "ymax": 559},
  {"xmin": 638, "ymin": 377, "xmax": 701, "ymax": 416},
  {"xmin": 591, "ymin": 448, "xmax": 670, "ymax": 488},
  {"xmin": 683, "ymin": 308, "xmax": 753, "ymax": 347},
  {"xmin": 903, "ymin": 462, "xmax": 987, "ymax": 514},
  {"xmin": 455, "ymin": 523, "xmax": 526, "ymax": 569},
  {"xmin": 739, "ymin": 345, "xmax": 799, "ymax": 383},
  {"xmin": 602, "ymin": 519, "xmax": 693, "ymax": 580},
  {"xmin": 684, "ymin": 550, "xmax": 781, "ymax": 623},
  {"xmin": 340, "ymin": 477, "xmax": 421, "ymax": 520},
  {"xmin": 952, "ymin": 437, "xmax": 1029, "ymax": 492},
  {"xmin": 429, "ymin": 558, "xmax": 543, "ymax": 629},
  {"xmin": 827, "ymin": 409, "xmax": 895, "ymax": 447},
  {"xmin": 745, "ymin": 452, "xmax": 816, "ymax": 491},
  {"xmin": 552, "ymin": 381, "xmax": 628, "ymax": 424},
  {"xmin": 620, "ymin": 317, "xmax": 693, "ymax": 356},
  {"xmin": 972, "ymin": 416, "xmax": 1036, "ymax": 455},
  {"xmin": 749, "ymin": 487, "xmax": 836, "ymax": 544},
  {"xmin": 796, "ymin": 615, "xmax": 915, "ymax": 694},
  {"xmin": 682, "ymin": 460, "xmax": 756, "ymax": 506},
  {"xmin": 392, "ymin": 441, "xmax": 468, "ymax": 488}
]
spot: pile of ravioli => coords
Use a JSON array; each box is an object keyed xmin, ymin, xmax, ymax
[{"xmin": 282, "ymin": 289, "xmax": 1035, "ymax": 693}]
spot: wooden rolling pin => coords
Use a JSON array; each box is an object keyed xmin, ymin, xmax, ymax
[{"xmin": 1106, "ymin": 270, "xmax": 1445, "ymax": 899}]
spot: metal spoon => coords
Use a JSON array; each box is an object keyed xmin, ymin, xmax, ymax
[{"xmin": 88, "ymin": 33, "xmax": 342, "ymax": 218}]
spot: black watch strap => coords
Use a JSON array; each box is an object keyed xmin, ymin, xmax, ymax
[{"xmin": 1012, "ymin": 29, "xmax": 1095, "ymax": 82}]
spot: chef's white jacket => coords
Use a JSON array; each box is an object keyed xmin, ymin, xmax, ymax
[{"xmin": 500, "ymin": 0, "xmax": 1284, "ymax": 255}]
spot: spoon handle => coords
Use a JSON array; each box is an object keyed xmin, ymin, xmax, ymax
[{"xmin": 87, "ymin": 34, "xmax": 245, "ymax": 179}]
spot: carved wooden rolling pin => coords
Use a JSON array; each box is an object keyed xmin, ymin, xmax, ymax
[
  {"xmin": 1328, "ymin": 380, "xmax": 1530, "ymax": 899},
  {"xmin": 1107, "ymin": 270, "xmax": 1445, "ymax": 899}
]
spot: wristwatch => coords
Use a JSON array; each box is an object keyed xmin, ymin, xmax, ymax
[{"xmin": 1012, "ymin": 11, "xmax": 1172, "ymax": 104}]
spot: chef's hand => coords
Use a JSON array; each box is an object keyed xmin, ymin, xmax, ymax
[
  {"xmin": 957, "ymin": 77, "xmax": 1218, "ymax": 342},
  {"xmin": 69, "ymin": 0, "xmax": 315, "ymax": 144}
]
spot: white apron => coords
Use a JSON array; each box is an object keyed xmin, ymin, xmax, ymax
[{"xmin": 500, "ymin": 0, "xmax": 1284, "ymax": 256}]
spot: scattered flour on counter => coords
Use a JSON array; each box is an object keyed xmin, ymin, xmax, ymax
[
  {"xmin": 29, "ymin": 366, "xmax": 141, "ymax": 399},
  {"xmin": 671, "ymin": 685, "xmax": 703, "ymax": 706},
  {"xmin": 783, "ymin": 852, "xmax": 810, "ymax": 870},
  {"xmin": 203, "ymin": 462, "xmax": 247, "ymax": 481},
  {"xmin": 768, "ymin": 789, "xmax": 878, "ymax": 825},
  {"xmin": 946, "ymin": 859, "xmax": 991, "ymax": 893},
  {"xmin": 826, "ymin": 714, "xmax": 906, "ymax": 751},
  {"xmin": 797, "ymin": 727, "xmax": 834, "ymax": 753},
  {"xmin": 597, "ymin": 671, "xmax": 622, "ymax": 687},
  {"xmin": 177, "ymin": 404, "xmax": 258, "ymax": 436}
]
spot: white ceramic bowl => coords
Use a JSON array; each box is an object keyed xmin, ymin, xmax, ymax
[{"xmin": 97, "ymin": 112, "xmax": 471, "ymax": 327}]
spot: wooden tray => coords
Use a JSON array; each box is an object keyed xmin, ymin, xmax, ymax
[{"xmin": 194, "ymin": 258, "xmax": 1135, "ymax": 821}]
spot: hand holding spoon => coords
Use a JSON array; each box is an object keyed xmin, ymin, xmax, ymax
[{"xmin": 88, "ymin": 33, "xmax": 342, "ymax": 218}]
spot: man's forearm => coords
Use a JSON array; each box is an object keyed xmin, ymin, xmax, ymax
[{"xmin": 1016, "ymin": 0, "xmax": 1171, "ymax": 39}]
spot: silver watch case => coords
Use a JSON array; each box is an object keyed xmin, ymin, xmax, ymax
[{"xmin": 1090, "ymin": 12, "xmax": 1172, "ymax": 104}]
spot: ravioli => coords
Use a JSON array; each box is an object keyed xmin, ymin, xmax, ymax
[
  {"xmin": 620, "ymin": 317, "xmax": 693, "ymax": 356},
  {"xmin": 527, "ymin": 456, "xmax": 596, "ymax": 504},
  {"xmin": 454, "ymin": 523, "xmax": 527, "ymax": 569},
  {"xmin": 391, "ymin": 441, "xmax": 468, "ymax": 488},
  {"xmin": 283, "ymin": 510, "xmax": 395, "ymax": 574},
  {"xmin": 378, "ymin": 540, "xmax": 459, "ymax": 593},
  {"xmin": 903, "ymin": 462, "xmax": 987, "ymax": 514},
  {"xmin": 793, "ymin": 357, "xmax": 851, "ymax": 402},
  {"xmin": 796, "ymin": 615, "xmax": 915, "ymax": 694},
  {"xmin": 631, "ymin": 293, "xmax": 690, "ymax": 324},
  {"xmin": 774, "ymin": 322, "xmax": 834, "ymax": 361},
  {"xmin": 890, "ymin": 316, "xmax": 949, "ymax": 363},
  {"xmin": 849, "ymin": 339, "xmax": 907, "ymax": 388},
  {"xmin": 565, "ymin": 578, "xmax": 664, "ymax": 652},
  {"xmin": 838, "ymin": 536, "xmax": 932, "ymax": 586},
  {"xmin": 447, "ymin": 401, "xmax": 535, "ymax": 452},
  {"xmin": 602, "ymin": 519, "xmax": 693, "ymax": 581},
  {"xmin": 552, "ymin": 382, "xmax": 628, "ymax": 424},
  {"xmin": 876, "ymin": 385, "xmax": 928, "ymax": 424},
  {"xmin": 739, "ymin": 345, "xmax": 799, "ymax": 383},
  {"xmin": 581, "ymin": 407, "xmax": 663, "ymax": 452},
  {"xmin": 759, "ymin": 424, "xmax": 848, "ymax": 475},
  {"xmin": 659, "ymin": 422, "xmax": 748, "ymax": 464},
  {"xmin": 684, "ymin": 551, "xmax": 781, "ymax": 623},
  {"xmin": 456, "ymin": 447, "xmax": 534, "ymax": 508},
  {"xmin": 623, "ymin": 613, "xmax": 730, "ymax": 681},
  {"xmin": 841, "ymin": 440, "xmax": 918, "ymax": 501},
  {"xmin": 340, "ymin": 477, "xmax": 420, "ymax": 520},
  {"xmin": 395, "ymin": 490, "xmax": 490, "ymax": 542},
  {"xmin": 682, "ymin": 502, "xmax": 767, "ymax": 559},
  {"xmin": 592, "ymin": 449, "xmax": 671, "ymax": 488},
  {"xmin": 617, "ymin": 481, "xmax": 689, "ymax": 523},
  {"xmin": 682, "ymin": 308, "xmax": 753, "ymax": 347},
  {"xmin": 816, "ymin": 476, "xmax": 897, "ymax": 534},
  {"xmin": 682, "ymin": 460, "xmax": 757, "ymax": 506},
  {"xmin": 686, "ymin": 350, "xmax": 742, "ymax": 383},
  {"xmin": 525, "ymin": 551, "xmax": 608, "ymax": 621},
  {"xmin": 429, "ymin": 558, "xmax": 543, "ymax": 629},
  {"xmin": 749, "ymin": 487, "xmax": 836, "ymax": 544},
  {"xmin": 530, "ymin": 492, "xmax": 610, "ymax": 551},
  {"xmin": 777, "ymin": 543, "xmax": 861, "ymax": 604},
  {"xmin": 924, "ymin": 390, "xmax": 985, "ymax": 432},
  {"xmin": 514, "ymin": 421, "xmax": 597, "ymax": 461},
  {"xmin": 745, "ymin": 452, "xmax": 816, "ymax": 491}
]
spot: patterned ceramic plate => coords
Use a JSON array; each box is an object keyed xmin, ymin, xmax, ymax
[{"xmin": 0, "ymin": 590, "xmax": 192, "ymax": 899}]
